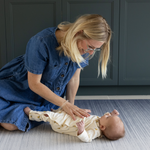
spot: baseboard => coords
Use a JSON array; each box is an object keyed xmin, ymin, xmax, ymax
[{"xmin": 75, "ymin": 95, "xmax": 150, "ymax": 100}]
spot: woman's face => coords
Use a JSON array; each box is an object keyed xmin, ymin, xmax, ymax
[{"xmin": 77, "ymin": 39, "xmax": 105, "ymax": 55}]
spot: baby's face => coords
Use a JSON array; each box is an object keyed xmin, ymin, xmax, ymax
[{"xmin": 99, "ymin": 112, "xmax": 120, "ymax": 127}]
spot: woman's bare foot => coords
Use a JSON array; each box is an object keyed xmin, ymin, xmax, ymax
[
  {"xmin": 24, "ymin": 107, "xmax": 31, "ymax": 116},
  {"xmin": 0, "ymin": 123, "xmax": 18, "ymax": 131},
  {"xmin": 0, "ymin": 107, "xmax": 31, "ymax": 131}
]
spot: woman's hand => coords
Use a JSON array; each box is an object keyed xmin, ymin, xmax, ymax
[{"xmin": 62, "ymin": 101, "xmax": 91, "ymax": 120}]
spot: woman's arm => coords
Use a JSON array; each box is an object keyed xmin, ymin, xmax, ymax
[
  {"xmin": 28, "ymin": 71, "xmax": 66, "ymax": 106},
  {"xmin": 27, "ymin": 71, "xmax": 90, "ymax": 120},
  {"xmin": 66, "ymin": 68, "xmax": 81, "ymax": 105}
]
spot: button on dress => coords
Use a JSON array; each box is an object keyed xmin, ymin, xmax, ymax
[{"xmin": 0, "ymin": 27, "xmax": 88, "ymax": 131}]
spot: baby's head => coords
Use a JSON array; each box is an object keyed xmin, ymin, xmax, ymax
[{"xmin": 99, "ymin": 111, "xmax": 125, "ymax": 140}]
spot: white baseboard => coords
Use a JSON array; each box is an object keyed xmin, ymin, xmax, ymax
[{"xmin": 75, "ymin": 95, "xmax": 150, "ymax": 100}]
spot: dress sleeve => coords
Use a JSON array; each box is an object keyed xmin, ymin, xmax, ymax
[
  {"xmin": 25, "ymin": 36, "xmax": 48, "ymax": 74},
  {"xmin": 78, "ymin": 59, "xmax": 89, "ymax": 68}
]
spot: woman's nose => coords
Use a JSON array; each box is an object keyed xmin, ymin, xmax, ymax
[{"xmin": 88, "ymin": 50, "xmax": 94, "ymax": 55}]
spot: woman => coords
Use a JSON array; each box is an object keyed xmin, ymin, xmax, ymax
[{"xmin": 0, "ymin": 14, "xmax": 112, "ymax": 131}]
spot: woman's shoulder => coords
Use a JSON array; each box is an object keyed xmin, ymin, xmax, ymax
[
  {"xmin": 35, "ymin": 27, "xmax": 57, "ymax": 38},
  {"xmin": 27, "ymin": 27, "xmax": 59, "ymax": 47}
]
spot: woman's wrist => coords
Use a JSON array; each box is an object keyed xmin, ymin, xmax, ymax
[
  {"xmin": 52, "ymin": 100, "xmax": 69, "ymax": 112},
  {"xmin": 60, "ymin": 100, "xmax": 69, "ymax": 109}
]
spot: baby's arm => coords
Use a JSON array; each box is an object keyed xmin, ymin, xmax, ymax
[
  {"xmin": 76, "ymin": 120, "xmax": 99, "ymax": 143},
  {"xmin": 76, "ymin": 120, "xmax": 85, "ymax": 135}
]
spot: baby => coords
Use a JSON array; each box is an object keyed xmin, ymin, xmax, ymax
[{"xmin": 24, "ymin": 107, "xmax": 125, "ymax": 142}]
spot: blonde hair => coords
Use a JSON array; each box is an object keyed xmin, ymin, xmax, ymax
[{"xmin": 57, "ymin": 14, "xmax": 112, "ymax": 78}]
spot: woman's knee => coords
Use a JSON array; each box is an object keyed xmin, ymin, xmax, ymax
[{"xmin": 0, "ymin": 123, "xmax": 18, "ymax": 131}]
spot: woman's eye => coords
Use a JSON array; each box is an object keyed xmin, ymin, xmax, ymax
[{"xmin": 88, "ymin": 45, "xmax": 92, "ymax": 49}]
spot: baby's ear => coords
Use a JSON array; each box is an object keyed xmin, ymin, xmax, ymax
[{"xmin": 100, "ymin": 125, "xmax": 106, "ymax": 131}]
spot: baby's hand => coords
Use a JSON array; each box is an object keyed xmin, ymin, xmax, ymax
[
  {"xmin": 111, "ymin": 109, "xmax": 119, "ymax": 115},
  {"xmin": 76, "ymin": 120, "xmax": 85, "ymax": 135}
]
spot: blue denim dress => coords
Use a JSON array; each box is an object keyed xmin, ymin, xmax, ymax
[{"xmin": 0, "ymin": 27, "xmax": 88, "ymax": 131}]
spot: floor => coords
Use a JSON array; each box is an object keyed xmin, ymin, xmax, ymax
[{"xmin": 0, "ymin": 95, "xmax": 150, "ymax": 150}]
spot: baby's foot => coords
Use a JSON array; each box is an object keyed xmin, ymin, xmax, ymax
[{"xmin": 24, "ymin": 107, "xmax": 31, "ymax": 116}]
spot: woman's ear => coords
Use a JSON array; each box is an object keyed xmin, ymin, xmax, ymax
[
  {"xmin": 100, "ymin": 125, "xmax": 106, "ymax": 131},
  {"xmin": 75, "ymin": 30, "xmax": 83, "ymax": 36},
  {"xmin": 78, "ymin": 30, "xmax": 83, "ymax": 34}
]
